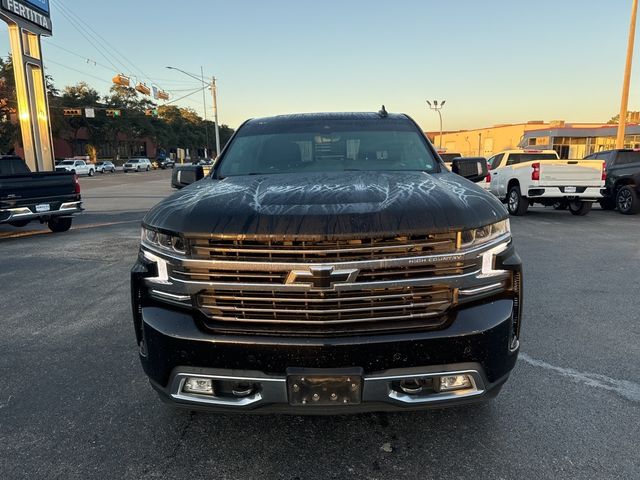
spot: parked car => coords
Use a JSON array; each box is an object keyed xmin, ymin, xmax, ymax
[
  {"xmin": 123, "ymin": 158, "xmax": 152, "ymax": 172},
  {"xmin": 488, "ymin": 149, "xmax": 605, "ymax": 216},
  {"xmin": 1, "ymin": 156, "xmax": 82, "ymax": 232},
  {"xmin": 584, "ymin": 149, "xmax": 640, "ymax": 214},
  {"xmin": 156, "ymin": 158, "xmax": 175, "ymax": 169},
  {"xmin": 96, "ymin": 161, "xmax": 116, "ymax": 173},
  {"xmin": 55, "ymin": 159, "xmax": 95, "ymax": 176},
  {"xmin": 132, "ymin": 111, "xmax": 522, "ymax": 414}
]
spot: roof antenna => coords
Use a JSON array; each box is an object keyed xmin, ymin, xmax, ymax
[{"xmin": 378, "ymin": 105, "xmax": 388, "ymax": 117}]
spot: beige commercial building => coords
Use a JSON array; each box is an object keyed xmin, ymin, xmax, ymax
[{"xmin": 428, "ymin": 121, "xmax": 609, "ymax": 158}]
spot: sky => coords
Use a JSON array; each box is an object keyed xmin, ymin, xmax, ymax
[{"xmin": 0, "ymin": 0, "xmax": 638, "ymax": 131}]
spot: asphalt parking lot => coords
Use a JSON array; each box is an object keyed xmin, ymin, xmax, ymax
[{"xmin": 1, "ymin": 171, "xmax": 639, "ymax": 479}]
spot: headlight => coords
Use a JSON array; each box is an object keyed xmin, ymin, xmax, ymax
[
  {"xmin": 141, "ymin": 227, "xmax": 186, "ymax": 255},
  {"xmin": 461, "ymin": 219, "xmax": 510, "ymax": 248}
]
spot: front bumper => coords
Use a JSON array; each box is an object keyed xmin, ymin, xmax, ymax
[
  {"xmin": 0, "ymin": 201, "xmax": 83, "ymax": 224},
  {"xmin": 137, "ymin": 297, "xmax": 519, "ymax": 413}
]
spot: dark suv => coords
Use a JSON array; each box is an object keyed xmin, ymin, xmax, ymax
[
  {"xmin": 585, "ymin": 149, "xmax": 640, "ymax": 214},
  {"xmin": 131, "ymin": 112, "xmax": 522, "ymax": 414}
]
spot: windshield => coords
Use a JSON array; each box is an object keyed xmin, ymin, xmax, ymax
[
  {"xmin": 59, "ymin": 161, "xmax": 74, "ymax": 166},
  {"xmin": 217, "ymin": 118, "xmax": 438, "ymax": 177},
  {"xmin": 129, "ymin": 160, "xmax": 139, "ymax": 163}
]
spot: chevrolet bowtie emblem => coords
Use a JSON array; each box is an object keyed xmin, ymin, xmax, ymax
[{"xmin": 285, "ymin": 266, "xmax": 359, "ymax": 290}]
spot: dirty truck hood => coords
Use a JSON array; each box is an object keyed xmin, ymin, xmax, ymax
[{"xmin": 144, "ymin": 171, "xmax": 507, "ymax": 238}]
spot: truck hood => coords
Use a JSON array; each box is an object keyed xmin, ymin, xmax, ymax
[{"xmin": 144, "ymin": 171, "xmax": 507, "ymax": 238}]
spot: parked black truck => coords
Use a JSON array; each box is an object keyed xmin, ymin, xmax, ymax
[
  {"xmin": 131, "ymin": 112, "xmax": 523, "ymax": 413},
  {"xmin": 584, "ymin": 149, "xmax": 640, "ymax": 214},
  {"xmin": 0, "ymin": 156, "xmax": 82, "ymax": 232}
]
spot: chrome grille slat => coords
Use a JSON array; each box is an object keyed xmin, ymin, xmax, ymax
[
  {"xmin": 171, "ymin": 262, "xmax": 476, "ymax": 285},
  {"xmin": 205, "ymin": 310, "xmax": 446, "ymax": 325},
  {"xmin": 195, "ymin": 285, "xmax": 453, "ymax": 332},
  {"xmin": 200, "ymin": 300, "xmax": 450, "ymax": 315},
  {"xmin": 204, "ymin": 289, "xmax": 449, "ymax": 304},
  {"xmin": 189, "ymin": 234, "xmax": 458, "ymax": 263}
]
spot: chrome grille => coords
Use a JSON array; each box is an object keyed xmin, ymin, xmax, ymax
[
  {"xmin": 171, "ymin": 260, "xmax": 478, "ymax": 285},
  {"xmin": 188, "ymin": 233, "xmax": 458, "ymax": 263},
  {"xmin": 196, "ymin": 286, "xmax": 453, "ymax": 335}
]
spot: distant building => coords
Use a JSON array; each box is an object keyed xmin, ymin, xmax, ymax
[
  {"xmin": 428, "ymin": 120, "xmax": 617, "ymax": 159},
  {"xmin": 520, "ymin": 123, "xmax": 640, "ymax": 158}
]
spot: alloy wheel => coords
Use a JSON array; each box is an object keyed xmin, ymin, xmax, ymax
[{"xmin": 617, "ymin": 188, "xmax": 632, "ymax": 212}]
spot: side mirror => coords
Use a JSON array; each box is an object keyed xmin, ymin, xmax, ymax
[
  {"xmin": 451, "ymin": 157, "xmax": 489, "ymax": 183},
  {"xmin": 171, "ymin": 165, "xmax": 204, "ymax": 189}
]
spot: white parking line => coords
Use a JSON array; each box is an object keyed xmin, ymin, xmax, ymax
[{"xmin": 519, "ymin": 353, "xmax": 640, "ymax": 402}]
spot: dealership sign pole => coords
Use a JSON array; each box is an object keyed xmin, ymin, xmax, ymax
[{"xmin": 0, "ymin": 0, "xmax": 54, "ymax": 171}]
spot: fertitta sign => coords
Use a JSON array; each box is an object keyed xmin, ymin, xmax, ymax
[{"xmin": 1, "ymin": 0, "xmax": 51, "ymax": 33}]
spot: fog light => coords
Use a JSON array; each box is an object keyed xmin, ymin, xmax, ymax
[
  {"xmin": 183, "ymin": 377, "xmax": 214, "ymax": 395},
  {"xmin": 439, "ymin": 374, "xmax": 472, "ymax": 392}
]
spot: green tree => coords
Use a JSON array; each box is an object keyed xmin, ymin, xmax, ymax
[{"xmin": 0, "ymin": 56, "xmax": 19, "ymax": 154}]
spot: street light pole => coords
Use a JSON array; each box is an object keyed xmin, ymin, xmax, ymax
[
  {"xmin": 200, "ymin": 66, "xmax": 210, "ymax": 157},
  {"xmin": 426, "ymin": 100, "xmax": 446, "ymax": 148},
  {"xmin": 617, "ymin": 0, "xmax": 639, "ymax": 149},
  {"xmin": 211, "ymin": 76, "xmax": 221, "ymax": 157}
]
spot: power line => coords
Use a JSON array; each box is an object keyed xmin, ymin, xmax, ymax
[
  {"xmin": 45, "ymin": 59, "xmax": 114, "ymax": 85},
  {"xmin": 52, "ymin": 0, "xmax": 165, "ymax": 91},
  {"xmin": 164, "ymin": 86, "xmax": 208, "ymax": 106},
  {"xmin": 44, "ymin": 41, "xmax": 114, "ymax": 72},
  {"xmin": 49, "ymin": 1, "xmax": 124, "ymax": 74}
]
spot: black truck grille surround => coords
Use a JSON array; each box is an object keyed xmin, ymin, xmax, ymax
[{"xmin": 170, "ymin": 233, "xmax": 472, "ymax": 336}]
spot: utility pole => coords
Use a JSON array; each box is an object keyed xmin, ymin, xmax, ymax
[
  {"xmin": 426, "ymin": 100, "xmax": 446, "ymax": 149},
  {"xmin": 617, "ymin": 0, "xmax": 639, "ymax": 149},
  {"xmin": 211, "ymin": 76, "xmax": 221, "ymax": 157},
  {"xmin": 200, "ymin": 66, "xmax": 210, "ymax": 158},
  {"xmin": 166, "ymin": 66, "xmax": 222, "ymax": 157}
]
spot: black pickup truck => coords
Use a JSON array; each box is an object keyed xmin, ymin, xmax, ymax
[
  {"xmin": 584, "ymin": 149, "xmax": 640, "ymax": 214},
  {"xmin": 132, "ymin": 112, "xmax": 523, "ymax": 413},
  {"xmin": 0, "ymin": 156, "xmax": 83, "ymax": 232}
]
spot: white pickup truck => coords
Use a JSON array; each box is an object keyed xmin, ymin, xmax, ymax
[
  {"xmin": 488, "ymin": 149, "xmax": 605, "ymax": 216},
  {"xmin": 55, "ymin": 159, "xmax": 95, "ymax": 176}
]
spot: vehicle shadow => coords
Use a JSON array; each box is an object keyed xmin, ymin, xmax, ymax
[{"xmin": 143, "ymin": 398, "xmax": 506, "ymax": 478}]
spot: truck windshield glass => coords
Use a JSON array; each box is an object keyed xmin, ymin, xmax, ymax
[
  {"xmin": 218, "ymin": 119, "xmax": 437, "ymax": 176},
  {"xmin": 58, "ymin": 161, "xmax": 74, "ymax": 166}
]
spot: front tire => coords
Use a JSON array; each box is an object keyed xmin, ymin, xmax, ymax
[
  {"xmin": 616, "ymin": 186, "xmax": 639, "ymax": 215},
  {"xmin": 507, "ymin": 185, "xmax": 528, "ymax": 216},
  {"xmin": 88, "ymin": 169, "xmax": 94, "ymax": 176},
  {"xmin": 568, "ymin": 200, "xmax": 592, "ymax": 216},
  {"xmin": 48, "ymin": 217, "xmax": 72, "ymax": 233},
  {"xmin": 146, "ymin": 166, "xmax": 150, "ymax": 171}
]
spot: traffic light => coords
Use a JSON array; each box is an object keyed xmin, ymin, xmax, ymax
[
  {"xmin": 112, "ymin": 74, "xmax": 131, "ymax": 87},
  {"xmin": 106, "ymin": 109, "xmax": 121, "ymax": 117},
  {"xmin": 135, "ymin": 82, "xmax": 151, "ymax": 95},
  {"xmin": 63, "ymin": 108, "xmax": 82, "ymax": 116}
]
